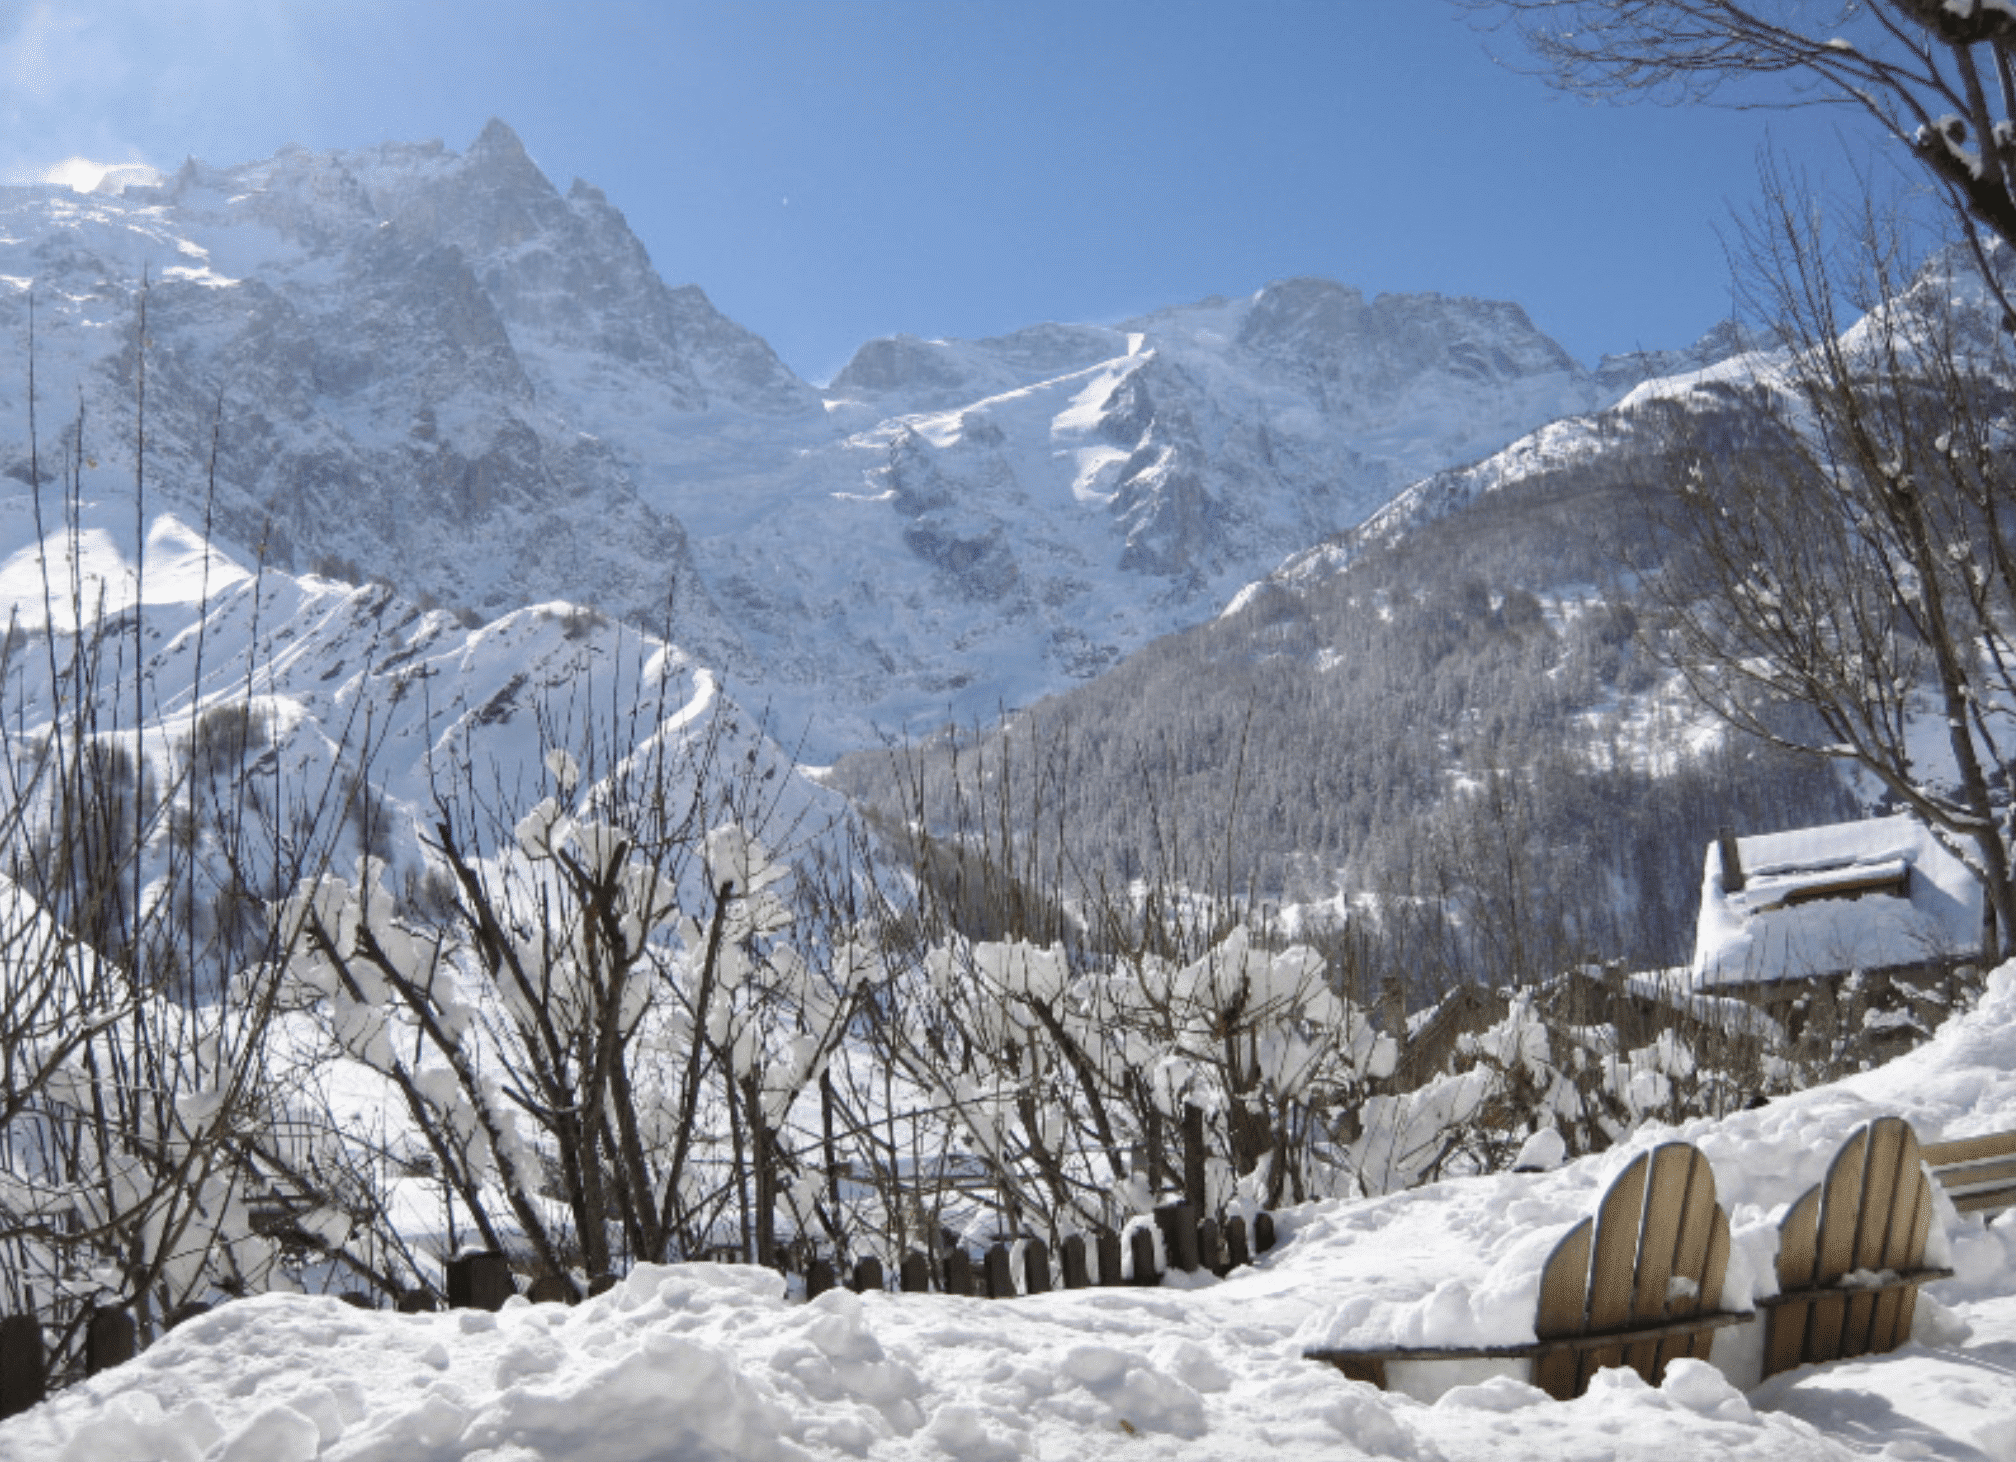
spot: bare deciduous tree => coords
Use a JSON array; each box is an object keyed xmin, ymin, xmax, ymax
[
  {"xmin": 1473, "ymin": 1, "xmax": 2016, "ymax": 271},
  {"xmin": 1472, "ymin": 2, "xmax": 2016, "ymax": 957},
  {"xmin": 1649, "ymin": 175, "xmax": 2016, "ymax": 958}
]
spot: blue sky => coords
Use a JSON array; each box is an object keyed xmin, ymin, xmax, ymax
[{"xmin": 2, "ymin": 0, "xmax": 1895, "ymax": 383}]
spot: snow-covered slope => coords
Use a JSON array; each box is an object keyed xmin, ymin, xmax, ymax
[
  {"xmin": 1, "ymin": 124, "xmax": 1744, "ymax": 757},
  {"xmin": 0, "ymin": 503, "xmax": 849, "ymax": 912}
]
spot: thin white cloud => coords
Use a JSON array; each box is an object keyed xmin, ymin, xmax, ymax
[
  {"xmin": 3, "ymin": 2, "xmax": 126, "ymax": 183},
  {"xmin": 3, "ymin": 1, "xmax": 94, "ymax": 105}
]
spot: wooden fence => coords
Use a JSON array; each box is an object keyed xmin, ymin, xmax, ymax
[
  {"xmin": 800, "ymin": 1203, "xmax": 1277, "ymax": 1301},
  {"xmin": 0, "ymin": 1203, "xmax": 1276, "ymax": 1420}
]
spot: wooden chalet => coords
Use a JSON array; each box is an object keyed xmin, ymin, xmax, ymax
[{"xmin": 1690, "ymin": 814, "xmax": 1986, "ymax": 1052}]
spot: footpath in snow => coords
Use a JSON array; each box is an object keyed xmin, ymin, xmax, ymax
[{"xmin": 7, "ymin": 969, "xmax": 2016, "ymax": 1461}]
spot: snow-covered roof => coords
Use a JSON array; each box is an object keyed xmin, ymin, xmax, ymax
[{"xmin": 1691, "ymin": 814, "xmax": 1983, "ymax": 987}]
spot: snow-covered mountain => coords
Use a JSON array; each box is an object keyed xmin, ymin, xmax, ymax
[
  {"xmin": 0, "ymin": 121, "xmax": 810, "ymax": 679},
  {"xmin": 788, "ymin": 285, "xmax": 1743, "ymax": 740},
  {"xmin": 0, "ymin": 121, "xmax": 1744, "ymax": 757},
  {"xmin": 0, "ymin": 504, "xmax": 851, "ymax": 935}
]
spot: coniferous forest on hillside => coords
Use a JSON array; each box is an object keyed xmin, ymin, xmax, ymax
[{"xmin": 831, "ymin": 388, "xmax": 1857, "ymax": 991}]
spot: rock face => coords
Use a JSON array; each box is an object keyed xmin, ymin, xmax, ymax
[
  {"xmin": 786, "ymin": 281, "xmax": 1717, "ymax": 745},
  {"xmin": 0, "ymin": 121, "xmax": 809, "ymax": 670},
  {"xmin": 0, "ymin": 123, "xmax": 1741, "ymax": 757}
]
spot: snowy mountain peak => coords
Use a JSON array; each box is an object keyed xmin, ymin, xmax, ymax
[
  {"xmin": 1230, "ymin": 279, "xmax": 1581, "ymax": 400},
  {"xmin": 1593, "ymin": 318, "xmax": 1765, "ymax": 395},
  {"xmin": 831, "ymin": 333, "xmax": 982, "ymax": 398},
  {"xmin": 827, "ymin": 322, "xmax": 1126, "ymax": 408},
  {"xmin": 469, "ymin": 115, "xmax": 537, "ymax": 170},
  {"xmin": 0, "ymin": 123, "xmax": 1752, "ymax": 758}
]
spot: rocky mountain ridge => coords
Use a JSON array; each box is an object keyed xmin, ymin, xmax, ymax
[{"xmin": 0, "ymin": 121, "xmax": 1747, "ymax": 757}]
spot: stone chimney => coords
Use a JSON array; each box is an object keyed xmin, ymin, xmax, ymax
[{"xmin": 1717, "ymin": 827, "xmax": 1746, "ymax": 894}]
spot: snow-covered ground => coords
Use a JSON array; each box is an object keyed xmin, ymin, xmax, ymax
[{"xmin": 9, "ymin": 968, "xmax": 2016, "ymax": 1461}]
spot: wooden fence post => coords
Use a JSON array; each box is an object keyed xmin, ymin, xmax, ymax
[
  {"xmin": 1225, "ymin": 1216, "xmax": 1251, "ymax": 1269},
  {"xmin": 85, "ymin": 1308, "xmax": 135, "ymax": 1375},
  {"xmin": 447, "ymin": 1251, "xmax": 516, "ymax": 1311},
  {"xmin": 1024, "ymin": 1239, "xmax": 1052, "ymax": 1295},
  {"xmin": 899, "ymin": 1252, "xmax": 931, "ymax": 1293},
  {"xmin": 165, "ymin": 1301, "xmax": 210, "ymax": 1330},
  {"xmin": 1255, "ymin": 1212, "xmax": 1276, "ymax": 1253},
  {"xmin": 944, "ymin": 1249, "xmax": 976, "ymax": 1297},
  {"xmin": 1129, "ymin": 1226, "xmax": 1160, "ymax": 1286},
  {"xmin": 587, "ymin": 1273, "xmax": 619, "ymax": 1297},
  {"xmin": 396, "ymin": 1289, "xmax": 439, "ymax": 1314},
  {"xmin": 983, "ymin": 1244, "xmax": 1014, "ymax": 1298},
  {"xmin": 1156, "ymin": 1203, "xmax": 1200, "ymax": 1273},
  {"xmin": 1198, "ymin": 1217, "xmax": 1225, "ymax": 1275},
  {"xmin": 0, "ymin": 1315, "xmax": 45, "ymax": 1421},
  {"xmin": 1061, "ymin": 1234, "xmax": 1091, "ymax": 1289},
  {"xmin": 526, "ymin": 1274, "xmax": 580, "ymax": 1305},
  {"xmin": 1096, "ymin": 1232, "xmax": 1124, "ymax": 1287},
  {"xmin": 1183, "ymin": 1104, "xmax": 1208, "ymax": 1214},
  {"xmin": 805, "ymin": 1258, "xmax": 838, "ymax": 1300},
  {"xmin": 850, "ymin": 1256, "xmax": 885, "ymax": 1294}
]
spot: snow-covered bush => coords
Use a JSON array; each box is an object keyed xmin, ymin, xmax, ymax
[
  {"xmin": 274, "ymin": 720, "xmax": 877, "ymax": 1287},
  {"xmin": 0, "ymin": 465, "xmax": 340, "ymax": 1369}
]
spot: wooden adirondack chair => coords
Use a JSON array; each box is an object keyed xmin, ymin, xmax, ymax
[
  {"xmin": 1525, "ymin": 1140, "xmax": 1737, "ymax": 1398},
  {"xmin": 1760, "ymin": 1116, "xmax": 1952, "ymax": 1379},
  {"xmin": 1309, "ymin": 1140, "xmax": 1749, "ymax": 1400}
]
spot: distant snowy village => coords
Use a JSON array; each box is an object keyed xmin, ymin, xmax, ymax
[{"xmin": 8, "ymin": 8, "xmax": 2016, "ymax": 1460}]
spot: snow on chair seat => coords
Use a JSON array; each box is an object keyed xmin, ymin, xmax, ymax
[
  {"xmin": 1306, "ymin": 1140, "xmax": 1751, "ymax": 1400},
  {"xmin": 1759, "ymin": 1115, "xmax": 1952, "ymax": 1379}
]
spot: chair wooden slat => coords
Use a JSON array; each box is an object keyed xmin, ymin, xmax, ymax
[
  {"xmin": 1325, "ymin": 1355, "xmax": 1388, "ymax": 1388},
  {"xmin": 1764, "ymin": 1185, "xmax": 1821, "ymax": 1380},
  {"xmin": 1865, "ymin": 1120, "xmax": 1924, "ymax": 1354},
  {"xmin": 1579, "ymin": 1150, "xmax": 1649, "ymax": 1389},
  {"xmin": 1890, "ymin": 1163, "xmax": 1935, "ymax": 1348},
  {"xmin": 1950, "ymin": 1185, "xmax": 2016, "ymax": 1213},
  {"xmin": 1925, "ymin": 1130, "xmax": 2016, "ymax": 1215},
  {"xmin": 1532, "ymin": 1216, "xmax": 1593, "ymax": 1401},
  {"xmin": 1920, "ymin": 1130, "xmax": 2016, "ymax": 1167},
  {"xmin": 1934, "ymin": 1155, "xmax": 2016, "ymax": 1189},
  {"xmin": 1624, "ymin": 1144, "xmax": 1695, "ymax": 1378},
  {"xmin": 1842, "ymin": 1117, "xmax": 1905, "ymax": 1355},
  {"xmin": 1653, "ymin": 1148, "xmax": 1719, "ymax": 1372},
  {"xmin": 1685, "ymin": 1207, "xmax": 1732, "ymax": 1362},
  {"xmin": 1806, "ymin": 1125, "xmax": 1869, "ymax": 1364}
]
